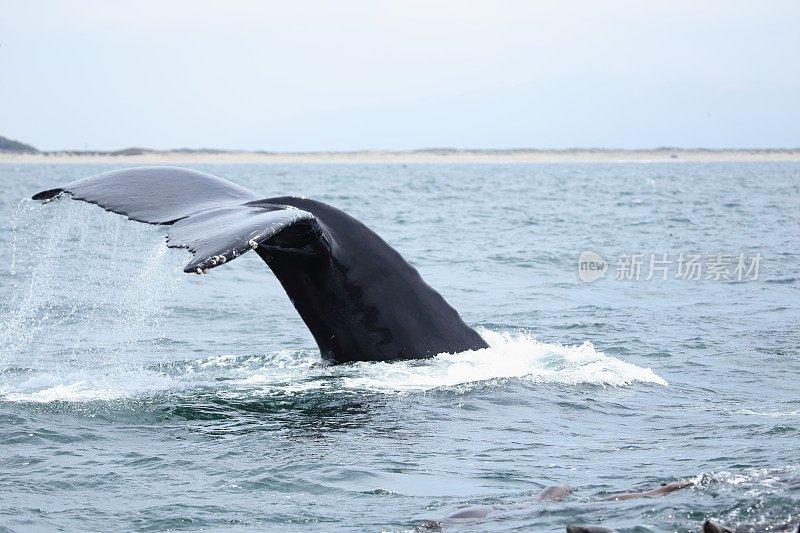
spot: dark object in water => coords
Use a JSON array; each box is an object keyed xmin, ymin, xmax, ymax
[
  {"xmin": 566, "ymin": 526, "xmax": 619, "ymax": 533},
  {"xmin": 538, "ymin": 484, "xmax": 573, "ymax": 501},
  {"xmin": 416, "ymin": 484, "xmax": 573, "ymax": 528},
  {"xmin": 446, "ymin": 505, "xmax": 494, "ymax": 519},
  {"xmin": 602, "ymin": 480, "xmax": 694, "ymax": 501},
  {"xmin": 33, "ymin": 166, "xmax": 488, "ymax": 363},
  {"xmin": 703, "ymin": 520, "xmax": 733, "ymax": 533}
]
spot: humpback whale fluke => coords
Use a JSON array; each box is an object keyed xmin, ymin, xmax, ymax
[{"xmin": 33, "ymin": 166, "xmax": 488, "ymax": 363}]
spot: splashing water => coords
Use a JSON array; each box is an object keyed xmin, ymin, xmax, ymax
[
  {"xmin": 0, "ymin": 199, "xmax": 185, "ymax": 401},
  {"xmin": 338, "ymin": 329, "xmax": 667, "ymax": 392},
  {"xmin": 1, "ymin": 330, "xmax": 667, "ymax": 403},
  {"xmin": 0, "ymin": 199, "xmax": 666, "ymax": 404}
]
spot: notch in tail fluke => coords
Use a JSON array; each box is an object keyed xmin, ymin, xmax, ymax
[{"xmin": 31, "ymin": 188, "xmax": 64, "ymax": 202}]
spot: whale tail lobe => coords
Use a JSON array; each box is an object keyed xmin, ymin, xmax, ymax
[{"xmin": 32, "ymin": 166, "xmax": 321, "ymax": 273}]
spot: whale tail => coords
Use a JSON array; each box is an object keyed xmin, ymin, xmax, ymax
[
  {"xmin": 32, "ymin": 166, "xmax": 322, "ymax": 273},
  {"xmin": 34, "ymin": 166, "xmax": 489, "ymax": 363}
]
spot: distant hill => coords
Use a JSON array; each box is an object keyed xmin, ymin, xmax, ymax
[
  {"xmin": 0, "ymin": 133, "xmax": 798, "ymax": 162},
  {"xmin": 0, "ymin": 135, "xmax": 38, "ymax": 153}
]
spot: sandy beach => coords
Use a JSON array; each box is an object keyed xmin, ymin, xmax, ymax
[{"xmin": 2, "ymin": 148, "xmax": 799, "ymax": 165}]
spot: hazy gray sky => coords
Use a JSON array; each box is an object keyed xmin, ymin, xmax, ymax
[{"xmin": 1, "ymin": 0, "xmax": 798, "ymax": 151}]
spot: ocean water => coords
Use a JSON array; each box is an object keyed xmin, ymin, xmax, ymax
[{"xmin": 0, "ymin": 163, "xmax": 797, "ymax": 532}]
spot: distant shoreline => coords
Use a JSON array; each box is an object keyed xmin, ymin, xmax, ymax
[{"xmin": 2, "ymin": 148, "xmax": 800, "ymax": 164}]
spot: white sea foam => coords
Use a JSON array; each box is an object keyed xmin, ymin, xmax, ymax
[
  {"xmin": 0, "ymin": 370, "xmax": 178, "ymax": 403},
  {"xmin": 0, "ymin": 330, "xmax": 666, "ymax": 403},
  {"xmin": 184, "ymin": 330, "xmax": 667, "ymax": 398},
  {"xmin": 187, "ymin": 330, "xmax": 668, "ymax": 397},
  {"xmin": 734, "ymin": 409, "xmax": 800, "ymax": 418},
  {"xmin": 339, "ymin": 329, "xmax": 668, "ymax": 393},
  {"xmin": 695, "ymin": 464, "xmax": 800, "ymax": 494}
]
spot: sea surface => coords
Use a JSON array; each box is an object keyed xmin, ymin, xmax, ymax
[{"xmin": 0, "ymin": 163, "xmax": 798, "ymax": 532}]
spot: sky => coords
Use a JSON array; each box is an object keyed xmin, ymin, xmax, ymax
[{"xmin": 1, "ymin": 0, "xmax": 798, "ymax": 151}]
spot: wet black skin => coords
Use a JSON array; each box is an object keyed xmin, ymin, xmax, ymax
[
  {"xmin": 565, "ymin": 527, "xmax": 618, "ymax": 533},
  {"xmin": 32, "ymin": 167, "xmax": 488, "ymax": 364},
  {"xmin": 257, "ymin": 197, "xmax": 487, "ymax": 363}
]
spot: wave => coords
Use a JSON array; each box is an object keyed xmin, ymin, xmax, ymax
[
  {"xmin": 734, "ymin": 408, "xmax": 800, "ymax": 418},
  {"xmin": 1, "ymin": 330, "xmax": 666, "ymax": 404},
  {"xmin": 338, "ymin": 329, "xmax": 667, "ymax": 392},
  {"xmin": 0, "ymin": 370, "xmax": 179, "ymax": 403}
]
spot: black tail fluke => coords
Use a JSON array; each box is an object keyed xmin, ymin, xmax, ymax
[{"xmin": 33, "ymin": 166, "xmax": 320, "ymax": 274}]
